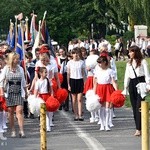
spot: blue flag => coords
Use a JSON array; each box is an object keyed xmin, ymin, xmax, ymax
[
  {"xmin": 16, "ymin": 27, "xmax": 23, "ymax": 60},
  {"xmin": 6, "ymin": 27, "xmax": 15, "ymax": 50}
]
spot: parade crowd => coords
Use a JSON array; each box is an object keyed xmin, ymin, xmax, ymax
[{"xmin": 0, "ymin": 35, "xmax": 150, "ymax": 138}]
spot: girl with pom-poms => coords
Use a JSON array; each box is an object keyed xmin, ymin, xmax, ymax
[
  {"xmin": 34, "ymin": 67, "xmax": 54, "ymax": 132},
  {"xmin": 93, "ymin": 56, "xmax": 118, "ymax": 131},
  {"xmin": 84, "ymin": 50, "xmax": 99, "ymax": 123}
]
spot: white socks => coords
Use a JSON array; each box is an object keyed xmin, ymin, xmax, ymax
[
  {"xmin": 90, "ymin": 112, "xmax": 95, "ymax": 123},
  {"xmin": 109, "ymin": 108, "xmax": 114, "ymax": 127},
  {"xmin": 2, "ymin": 111, "xmax": 8, "ymax": 129},
  {"xmin": 49, "ymin": 112, "xmax": 54, "ymax": 127},
  {"xmin": 46, "ymin": 112, "xmax": 54, "ymax": 132},
  {"xmin": 99, "ymin": 107, "xmax": 114, "ymax": 131},
  {"xmin": 0, "ymin": 112, "xmax": 4, "ymax": 133},
  {"xmin": 46, "ymin": 112, "xmax": 51, "ymax": 132},
  {"xmin": 99, "ymin": 107, "xmax": 105, "ymax": 131},
  {"xmin": 105, "ymin": 108, "xmax": 110, "ymax": 131}
]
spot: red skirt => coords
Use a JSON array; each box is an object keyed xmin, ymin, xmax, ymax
[
  {"xmin": 96, "ymin": 84, "xmax": 115, "ymax": 103},
  {"xmin": 83, "ymin": 76, "xmax": 93, "ymax": 94},
  {"xmin": 38, "ymin": 93, "xmax": 51, "ymax": 102}
]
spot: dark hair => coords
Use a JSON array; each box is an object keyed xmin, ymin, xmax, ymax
[
  {"xmin": 66, "ymin": 52, "xmax": 72, "ymax": 58},
  {"xmin": 72, "ymin": 47, "xmax": 82, "ymax": 59},
  {"xmin": 38, "ymin": 67, "xmax": 50, "ymax": 92},
  {"xmin": 97, "ymin": 56, "xmax": 109, "ymax": 66},
  {"xmin": 25, "ymin": 51, "xmax": 33, "ymax": 59},
  {"xmin": 129, "ymin": 45, "xmax": 143, "ymax": 68},
  {"xmin": 35, "ymin": 48, "xmax": 40, "ymax": 53}
]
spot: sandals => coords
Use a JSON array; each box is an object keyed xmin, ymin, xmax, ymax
[
  {"xmin": 19, "ymin": 131, "xmax": 26, "ymax": 138},
  {"xmin": 11, "ymin": 131, "xmax": 16, "ymax": 138},
  {"xmin": 134, "ymin": 130, "xmax": 141, "ymax": 136}
]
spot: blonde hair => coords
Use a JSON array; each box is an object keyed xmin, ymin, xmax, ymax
[
  {"xmin": 7, "ymin": 52, "xmax": 20, "ymax": 69},
  {"xmin": 100, "ymin": 45, "xmax": 108, "ymax": 52},
  {"xmin": 40, "ymin": 53, "xmax": 50, "ymax": 65}
]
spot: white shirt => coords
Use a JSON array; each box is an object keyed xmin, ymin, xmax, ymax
[
  {"xmin": 114, "ymin": 42, "xmax": 120, "ymax": 50},
  {"xmin": 35, "ymin": 78, "xmax": 50, "ymax": 94},
  {"xmin": 110, "ymin": 58, "xmax": 117, "ymax": 80},
  {"xmin": 107, "ymin": 43, "xmax": 112, "ymax": 52},
  {"xmin": 124, "ymin": 59, "xmax": 150, "ymax": 89},
  {"xmin": 68, "ymin": 44, "xmax": 73, "ymax": 52},
  {"xmin": 94, "ymin": 66, "xmax": 115, "ymax": 84},
  {"xmin": 67, "ymin": 59, "xmax": 85, "ymax": 79}
]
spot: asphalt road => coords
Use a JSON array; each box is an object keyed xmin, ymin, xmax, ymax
[{"xmin": 0, "ymin": 103, "xmax": 143, "ymax": 150}]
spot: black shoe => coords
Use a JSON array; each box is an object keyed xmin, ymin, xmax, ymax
[
  {"xmin": 78, "ymin": 117, "xmax": 84, "ymax": 121},
  {"xmin": 64, "ymin": 107, "xmax": 69, "ymax": 111},
  {"xmin": 74, "ymin": 117, "xmax": 78, "ymax": 121},
  {"xmin": 59, "ymin": 106, "xmax": 62, "ymax": 110},
  {"xmin": 24, "ymin": 115, "xmax": 28, "ymax": 119},
  {"xmin": 29, "ymin": 113, "xmax": 34, "ymax": 119}
]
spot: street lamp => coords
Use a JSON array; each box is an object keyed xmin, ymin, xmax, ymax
[
  {"xmin": 91, "ymin": 23, "xmax": 93, "ymax": 39},
  {"xmin": 105, "ymin": 13, "xmax": 108, "ymax": 36}
]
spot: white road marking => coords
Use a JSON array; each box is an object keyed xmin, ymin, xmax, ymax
[{"xmin": 61, "ymin": 111, "xmax": 105, "ymax": 150}]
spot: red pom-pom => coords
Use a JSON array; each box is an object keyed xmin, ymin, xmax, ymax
[
  {"xmin": 110, "ymin": 90, "xmax": 125, "ymax": 108},
  {"xmin": 58, "ymin": 73, "xmax": 63, "ymax": 84},
  {"xmin": 55, "ymin": 88, "xmax": 68, "ymax": 104},
  {"xmin": 46, "ymin": 96, "xmax": 60, "ymax": 112},
  {"xmin": 0, "ymin": 97, "xmax": 5, "ymax": 103},
  {"xmin": 0, "ymin": 97, "xmax": 7, "ymax": 111}
]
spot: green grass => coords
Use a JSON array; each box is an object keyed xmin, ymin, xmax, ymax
[{"xmin": 116, "ymin": 58, "xmax": 150, "ymax": 107}]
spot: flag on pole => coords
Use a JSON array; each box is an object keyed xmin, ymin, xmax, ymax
[
  {"xmin": 15, "ymin": 13, "xmax": 23, "ymax": 21},
  {"xmin": 32, "ymin": 20, "xmax": 41, "ymax": 59},
  {"xmin": 30, "ymin": 14, "xmax": 38, "ymax": 45},
  {"xmin": 6, "ymin": 23, "xmax": 15, "ymax": 50},
  {"xmin": 16, "ymin": 26, "xmax": 23, "ymax": 60},
  {"xmin": 10, "ymin": 27, "xmax": 16, "ymax": 49}
]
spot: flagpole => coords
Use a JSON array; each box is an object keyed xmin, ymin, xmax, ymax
[
  {"xmin": 9, "ymin": 19, "xmax": 14, "ymax": 43},
  {"xmin": 20, "ymin": 21, "xmax": 28, "ymax": 81},
  {"xmin": 14, "ymin": 16, "xmax": 18, "ymax": 51},
  {"xmin": 25, "ymin": 16, "xmax": 29, "ymax": 42},
  {"xmin": 40, "ymin": 11, "xmax": 47, "ymax": 31}
]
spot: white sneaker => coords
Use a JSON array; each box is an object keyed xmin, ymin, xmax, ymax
[
  {"xmin": 105, "ymin": 126, "xmax": 111, "ymax": 131},
  {"xmin": 99, "ymin": 126, "xmax": 105, "ymax": 131},
  {"xmin": 94, "ymin": 118, "xmax": 99, "ymax": 122},
  {"xmin": 113, "ymin": 113, "xmax": 116, "ymax": 118},
  {"xmin": 97, "ymin": 120, "xmax": 101, "ymax": 125},
  {"xmin": 0, "ymin": 129, "xmax": 4, "ymax": 133},
  {"xmin": 109, "ymin": 123, "xmax": 114, "ymax": 127},
  {"xmin": 3, "ymin": 125, "xmax": 8, "ymax": 129},
  {"xmin": 50, "ymin": 123, "xmax": 54, "ymax": 127},
  {"xmin": 47, "ymin": 128, "xmax": 51, "ymax": 132},
  {"xmin": 90, "ymin": 118, "xmax": 95, "ymax": 123}
]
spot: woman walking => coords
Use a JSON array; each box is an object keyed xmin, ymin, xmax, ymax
[{"xmin": 123, "ymin": 45, "xmax": 150, "ymax": 136}]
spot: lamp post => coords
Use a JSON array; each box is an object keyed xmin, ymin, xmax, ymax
[
  {"xmin": 105, "ymin": 13, "xmax": 108, "ymax": 36},
  {"xmin": 91, "ymin": 23, "xmax": 93, "ymax": 39}
]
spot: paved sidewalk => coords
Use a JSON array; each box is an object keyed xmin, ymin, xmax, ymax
[{"xmin": 0, "ymin": 106, "xmax": 144, "ymax": 150}]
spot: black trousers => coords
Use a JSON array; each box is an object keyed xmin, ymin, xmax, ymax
[
  {"xmin": 23, "ymin": 101, "xmax": 28, "ymax": 117},
  {"xmin": 129, "ymin": 76, "xmax": 145, "ymax": 130}
]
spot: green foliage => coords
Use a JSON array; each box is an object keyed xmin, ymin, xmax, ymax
[
  {"xmin": 105, "ymin": 35, "xmax": 117, "ymax": 46},
  {"xmin": 123, "ymin": 31, "xmax": 134, "ymax": 42},
  {"xmin": 0, "ymin": 0, "xmax": 150, "ymax": 45}
]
